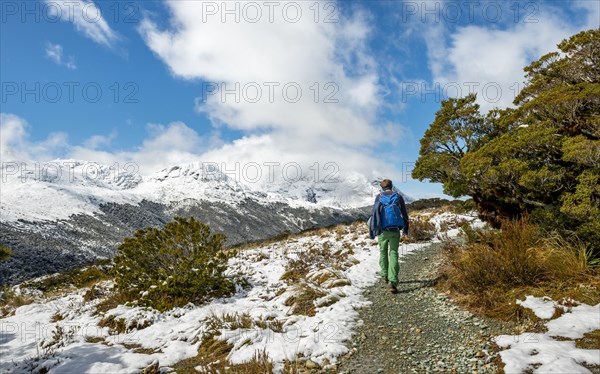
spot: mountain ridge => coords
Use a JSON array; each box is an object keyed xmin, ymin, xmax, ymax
[{"xmin": 0, "ymin": 159, "xmax": 412, "ymax": 285}]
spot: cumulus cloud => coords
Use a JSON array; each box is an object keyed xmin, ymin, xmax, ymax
[
  {"xmin": 45, "ymin": 42, "xmax": 77, "ymax": 69},
  {"xmin": 0, "ymin": 112, "xmax": 399, "ymax": 190},
  {"xmin": 423, "ymin": 2, "xmax": 599, "ymax": 111},
  {"xmin": 45, "ymin": 0, "xmax": 119, "ymax": 47},
  {"xmin": 0, "ymin": 114, "xmax": 69, "ymax": 161},
  {"xmin": 135, "ymin": 0, "xmax": 400, "ymax": 183}
]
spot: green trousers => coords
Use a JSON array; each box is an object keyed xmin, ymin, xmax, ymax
[{"xmin": 378, "ymin": 231, "xmax": 400, "ymax": 286}]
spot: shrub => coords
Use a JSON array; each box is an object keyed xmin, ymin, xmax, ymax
[
  {"xmin": 440, "ymin": 218, "xmax": 599, "ymax": 319},
  {"xmin": 25, "ymin": 264, "xmax": 110, "ymax": 294},
  {"xmin": 0, "ymin": 246, "xmax": 13, "ymax": 262},
  {"xmin": 452, "ymin": 199, "xmax": 475, "ymax": 214},
  {"xmin": 112, "ymin": 217, "xmax": 236, "ymax": 311},
  {"xmin": 408, "ymin": 219, "xmax": 436, "ymax": 242}
]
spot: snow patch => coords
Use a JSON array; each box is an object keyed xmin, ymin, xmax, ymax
[{"xmin": 495, "ymin": 297, "xmax": 600, "ymax": 373}]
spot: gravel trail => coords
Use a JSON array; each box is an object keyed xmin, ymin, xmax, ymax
[{"xmin": 336, "ymin": 242, "xmax": 514, "ymax": 374}]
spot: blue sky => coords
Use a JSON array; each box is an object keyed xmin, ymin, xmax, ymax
[{"xmin": 1, "ymin": 0, "xmax": 598, "ymax": 198}]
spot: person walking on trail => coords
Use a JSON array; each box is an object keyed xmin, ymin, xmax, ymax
[{"xmin": 369, "ymin": 179, "xmax": 409, "ymax": 294}]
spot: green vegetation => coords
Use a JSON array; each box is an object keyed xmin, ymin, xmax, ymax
[
  {"xmin": 25, "ymin": 264, "xmax": 111, "ymax": 294},
  {"xmin": 0, "ymin": 246, "xmax": 13, "ymax": 262},
  {"xmin": 112, "ymin": 216, "xmax": 236, "ymax": 311},
  {"xmin": 439, "ymin": 218, "xmax": 599, "ymax": 320},
  {"xmin": 413, "ymin": 29, "xmax": 600, "ymax": 256}
]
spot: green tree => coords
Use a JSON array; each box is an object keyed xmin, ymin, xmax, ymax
[
  {"xmin": 112, "ymin": 217, "xmax": 236, "ymax": 311},
  {"xmin": 0, "ymin": 246, "xmax": 13, "ymax": 262},
  {"xmin": 413, "ymin": 94, "xmax": 487, "ymax": 197},
  {"xmin": 412, "ymin": 94, "xmax": 511, "ymax": 221},
  {"xmin": 414, "ymin": 29, "xmax": 600, "ymax": 252}
]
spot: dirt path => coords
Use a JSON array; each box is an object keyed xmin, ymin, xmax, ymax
[{"xmin": 335, "ymin": 243, "xmax": 513, "ymax": 373}]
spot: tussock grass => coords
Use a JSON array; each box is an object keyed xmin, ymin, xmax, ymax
[
  {"xmin": 280, "ymin": 243, "xmax": 350, "ymax": 283},
  {"xmin": 439, "ymin": 218, "xmax": 600, "ymax": 321},
  {"xmin": 284, "ymin": 283, "xmax": 327, "ymax": 317},
  {"xmin": 97, "ymin": 315, "xmax": 128, "ymax": 334},
  {"xmin": 0, "ymin": 287, "xmax": 34, "ymax": 318},
  {"xmin": 173, "ymin": 313, "xmax": 275, "ymax": 373},
  {"xmin": 94, "ymin": 290, "xmax": 137, "ymax": 315},
  {"xmin": 408, "ymin": 218, "xmax": 436, "ymax": 242},
  {"xmin": 575, "ymin": 330, "xmax": 600, "ymax": 349},
  {"xmin": 0, "ymin": 245, "xmax": 13, "ymax": 262}
]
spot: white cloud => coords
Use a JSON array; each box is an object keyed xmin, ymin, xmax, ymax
[
  {"xmin": 46, "ymin": 0, "xmax": 119, "ymax": 47},
  {"xmin": 0, "ymin": 112, "xmax": 401, "ymax": 189},
  {"xmin": 424, "ymin": 2, "xmax": 599, "ymax": 111},
  {"xmin": 0, "ymin": 114, "xmax": 69, "ymax": 162},
  {"xmin": 45, "ymin": 42, "xmax": 77, "ymax": 69},
  {"xmin": 135, "ymin": 1, "xmax": 399, "ymax": 181}
]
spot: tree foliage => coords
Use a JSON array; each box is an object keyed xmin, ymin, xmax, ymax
[
  {"xmin": 112, "ymin": 217, "xmax": 236, "ymax": 311},
  {"xmin": 0, "ymin": 246, "xmax": 13, "ymax": 262},
  {"xmin": 413, "ymin": 29, "xmax": 600, "ymax": 254}
]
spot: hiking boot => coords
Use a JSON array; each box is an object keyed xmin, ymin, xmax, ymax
[{"xmin": 387, "ymin": 283, "xmax": 398, "ymax": 294}]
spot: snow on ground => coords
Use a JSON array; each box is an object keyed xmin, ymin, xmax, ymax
[
  {"xmin": 495, "ymin": 296, "xmax": 600, "ymax": 374},
  {"xmin": 0, "ymin": 221, "xmax": 441, "ymax": 373},
  {"xmin": 3, "ymin": 207, "xmax": 597, "ymax": 373},
  {"xmin": 421, "ymin": 210, "xmax": 484, "ymax": 239},
  {"xmin": 516, "ymin": 296, "xmax": 559, "ymax": 320}
]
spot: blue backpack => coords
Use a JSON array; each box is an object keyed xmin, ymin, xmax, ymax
[{"xmin": 379, "ymin": 193, "xmax": 404, "ymax": 230}]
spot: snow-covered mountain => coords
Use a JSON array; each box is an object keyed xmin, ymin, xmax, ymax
[
  {"xmin": 0, "ymin": 160, "xmax": 411, "ymax": 284},
  {"xmin": 1, "ymin": 160, "xmax": 385, "ymax": 223}
]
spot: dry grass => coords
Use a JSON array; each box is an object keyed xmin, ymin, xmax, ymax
[
  {"xmin": 98, "ymin": 315, "xmax": 128, "ymax": 334},
  {"xmin": 85, "ymin": 336, "xmax": 106, "ymax": 344},
  {"xmin": 23, "ymin": 264, "xmax": 111, "ymax": 294},
  {"xmin": 575, "ymin": 330, "xmax": 600, "ymax": 349},
  {"xmin": 94, "ymin": 290, "xmax": 137, "ymax": 315},
  {"xmin": 121, "ymin": 342, "xmax": 160, "ymax": 354},
  {"xmin": 280, "ymin": 242, "xmax": 348, "ymax": 284},
  {"xmin": 173, "ymin": 314, "xmax": 275, "ymax": 373},
  {"xmin": 230, "ymin": 220, "xmax": 368, "ymax": 253},
  {"xmin": 408, "ymin": 218, "xmax": 436, "ymax": 242},
  {"xmin": 0, "ymin": 287, "xmax": 34, "ymax": 318},
  {"xmin": 438, "ymin": 218, "xmax": 600, "ymax": 321},
  {"xmin": 284, "ymin": 283, "xmax": 327, "ymax": 317},
  {"xmin": 83, "ymin": 284, "xmax": 106, "ymax": 302},
  {"xmin": 50, "ymin": 311, "xmax": 64, "ymax": 322}
]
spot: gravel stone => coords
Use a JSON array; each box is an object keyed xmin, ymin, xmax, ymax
[{"xmin": 336, "ymin": 243, "xmax": 513, "ymax": 373}]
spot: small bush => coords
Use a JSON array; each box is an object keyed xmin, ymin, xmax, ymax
[
  {"xmin": 0, "ymin": 287, "xmax": 34, "ymax": 317},
  {"xmin": 440, "ymin": 218, "xmax": 600, "ymax": 319},
  {"xmin": 408, "ymin": 219, "xmax": 436, "ymax": 242},
  {"xmin": 407, "ymin": 198, "xmax": 453, "ymax": 212},
  {"xmin": 0, "ymin": 246, "xmax": 13, "ymax": 262},
  {"xmin": 112, "ymin": 217, "xmax": 236, "ymax": 311},
  {"xmin": 25, "ymin": 263, "xmax": 111, "ymax": 294}
]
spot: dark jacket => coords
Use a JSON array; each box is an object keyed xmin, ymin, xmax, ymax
[{"xmin": 369, "ymin": 190, "xmax": 409, "ymax": 239}]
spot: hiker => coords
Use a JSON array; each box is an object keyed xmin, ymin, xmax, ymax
[{"xmin": 369, "ymin": 179, "xmax": 409, "ymax": 293}]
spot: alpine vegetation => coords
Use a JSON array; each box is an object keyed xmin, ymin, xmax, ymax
[
  {"xmin": 414, "ymin": 29, "xmax": 600, "ymax": 257},
  {"xmin": 112, "ymin": 217, "xmax": 236, "ymax": 311}
]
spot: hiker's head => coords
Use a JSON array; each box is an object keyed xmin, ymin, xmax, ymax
[{"xmin": 380, "ymin": 179, "xmax": 393, "ymax": 191}]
